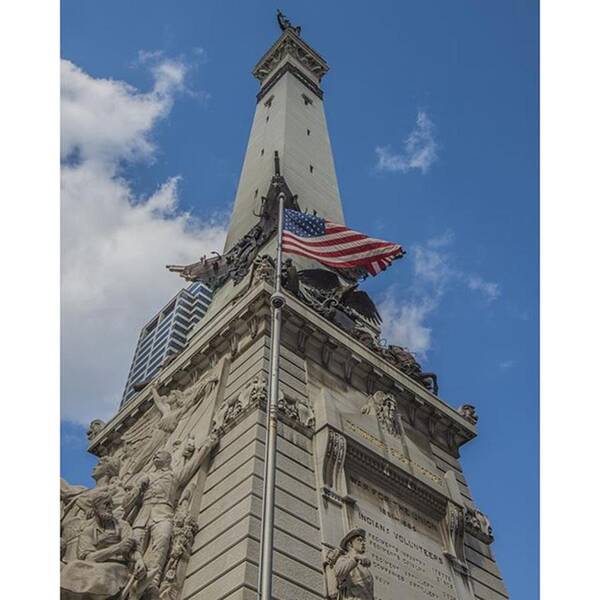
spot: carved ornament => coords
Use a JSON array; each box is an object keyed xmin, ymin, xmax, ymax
[
  {"xmin": 253, "ymin": 29, "xmax": 328, "ymax": 83},
  {"xmin": 360, "ymin": 390, "xmax": 402, "ymax": 437}
]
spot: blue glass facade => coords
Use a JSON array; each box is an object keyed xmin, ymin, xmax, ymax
[{"xmin": 120, "ymin": 282, "xmax": 213, "ymax": 406}]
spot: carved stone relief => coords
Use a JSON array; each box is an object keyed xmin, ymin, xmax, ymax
[
  {"xmin": 61, "ymin": 490, "xmax": 156, "ymax": 600},
  {"xmin": 360, "ymin": 390, "xmax": 401, "ymax": 437},
  {"xmin": 465, "ymin": 507, "xmax": 493, "ymax": 543},
  {"xmin": 212, "ymin": 373, "xmax": 268, "ymax": 434},
  {"xmin": 61, "ymin": 363, "xmax": 225, "ymax": 600},
  {"xmin": 443, "ymin": 502, "xmax": 467, "ymax": 566},
  {"xmin": 277, "ymin": 393, "xmax": 315, "ymax": 429},
  {"xmin": 323, "ymin": 430, "xmax": 347, "ymax": 493}
]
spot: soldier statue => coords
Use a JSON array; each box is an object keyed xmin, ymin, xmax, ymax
[
  {"xmin": 123, "ymin": 433, "xmax": 219, "ymax": 599},
  {"xmin": 325, "ymin": 528, "xmax": 375, "ymax": 600}
]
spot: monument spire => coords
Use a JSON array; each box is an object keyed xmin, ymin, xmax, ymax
[
  {"xmin": 66, "ymin": 15, "xmax": 509, "ymax": 600},
  {"xmin": 224, "ymin": 17, "xmax": 344, "ymax": 252}
]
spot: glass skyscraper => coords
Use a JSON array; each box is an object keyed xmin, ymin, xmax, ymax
[{"xmin": 120, "ymin": 282, "xmax": 212, "ymax": 406}]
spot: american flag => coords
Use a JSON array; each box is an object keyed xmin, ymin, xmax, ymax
[{"xmin": 282, "ymin": 209, "xmax": 405, "ymax": 276}]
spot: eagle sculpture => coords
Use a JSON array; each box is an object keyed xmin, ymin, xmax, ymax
[{"xmin": 295, "ymin": 268, "xmax": 382, "ymax": 326}]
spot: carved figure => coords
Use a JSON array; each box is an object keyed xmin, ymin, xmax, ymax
[
  {"xmin": 281, "ymin": 257, "xmax": 299, "ymax": 294},
  {"xmin": 252, "ymin": 254, "xmax": 275, "ymax": 286},
  {"xmin": 126, "ymin": 374, "xmax": 217, "ymax": 475},
  {"xmin": 303, "ymin": 403, "xmax": 316, "ymax": 428},
  {"xmin": 171, "ymin": 435, "xmax": 196, "ymax": 472},
  {"xmin": 465, "ymin": 508, "xmax": 493, "ymax": 541},
  {"xmin": 458, "ymin": 404, "xmax": 478, "ymax": 425},
  {"xmin": 326, "ymin": 528, "xmax": 374, "ymax": 600},
  {"xmin": 61, "ymin": 456, "xmax": 124, "ymax": 561},
  {"xmin": 157, "ymin": 448, "xmax": 201, "ymax": 600},
  {"xmin": 212, "ymin": 394, "xmax": 242, "ymax": 433},
  {"xmin": 124, "ymin": 433, "xmax": 219, "ymax": 597},
  {"xmin": 276, "ymin": 9, "xmax": 301, "ymax": 35},
  {"xmin": 277, "ymin": 394, "xmax": 300, "ymax": 421},
  {"xmin": 87, "ymin": 419, "xmax": 106, "ymax": 442},
  {"xmin": 248, "ymin": 373, "xmax": 269, "ymax": 404},
  {"xmin": 61, "ymin": 491, "xmax": 153, "ymax": 600},
  {"xmin": 361, "ymin": 391, "xmax": 401, "ymax": 437}
]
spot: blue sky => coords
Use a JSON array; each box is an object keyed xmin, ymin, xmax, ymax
[{"xmin": 60, "ymin": 1, "xmax": 538, "ymax": 598}]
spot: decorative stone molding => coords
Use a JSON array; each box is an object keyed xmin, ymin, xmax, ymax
[
  {"xmin": 404, "ymin": 395, "xmax": 424, "ymax": 427},
  {"xmin": 345, "ymin": 440, "xmax": 447, "ymax": 519},
  {"xmin": 323, "ymin": 430, "xmax": 347, "ymax": 491},
  {"xmin": 446, "ymin": 425, "xmax": 459, "ymax": 454},
  {"xmin": 321, "ymin": 486, "xmax": 346, "ymax": 507},
  {"xmin": 296, "ymin": 324, "xmax": 315, "ymax": 354},
  {"xmin": 253, "ymin": 29, "xmax": 328, "ymax": 84},
  {"xmin": 428, "ymin": 413, "xmax": 441, "ymax": 439},
  {"xmin": 443, "ymin": 501, "xmax": 467, "ymax": 566},
  {"xmin": 321, "ymin": 339, "xmax": 338, "ymax": 369},
  {"xmin": 248, "ymin": 315, "xmax": 260, "ymax": 339},
  {"xmin": 343, "ymin": 354, "xmax": 361, "ymax": 384},
  {"xmin": 277, "ymin": 394, "xmax": 315, "ymax": 429},
  {"xmin": 465, "ymin": 507, "xmax": 494, "ymax": 544},
  {"xmin": 365, "ymin": 367, "xmax": 384, "ymax": 396},
  {"xmin": 212, "ymin": 374, "xmax": 268, "ymax": 434},
  {"xmin": 257, "ymin": 61, "xmax": 324, "ymax": 103},
  {"xmin": 252, "ymin": 254, "xmax": 275, "ymax": 286}
]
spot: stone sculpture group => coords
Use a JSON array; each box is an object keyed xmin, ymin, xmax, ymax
[
  {"xmin": 60, "ymin": 363, "xmax": 326, "ymax": 600},
  {"xmin": 60, "ymin": 368, "xmax": 223, "ymax": 600}
]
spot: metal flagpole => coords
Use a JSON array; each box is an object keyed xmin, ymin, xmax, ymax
[{"xmin": 257, "ymin": 191, "xmax": 286, "ymax": 600}]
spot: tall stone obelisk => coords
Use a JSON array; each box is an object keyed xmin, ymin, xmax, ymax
[{"xmin": 64, "ymin": 14, "xmax": 510, "ymax": 600}]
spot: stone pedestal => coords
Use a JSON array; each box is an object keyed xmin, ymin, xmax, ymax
[{"xmin": 78, "ymin": 280, "xmax": 507, "ymax": 600}]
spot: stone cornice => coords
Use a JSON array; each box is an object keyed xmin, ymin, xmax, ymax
[
  {"xmin": 344, "ymin": 436, "xmax": 448, "ymax": 520},
  {"xmin": 256, "ymin": 61, "xmax": 323, "ymax": 103},
  {"xmin": 279, "ymin": 289, "xmax": 477, "ymax": 454},
  {"xmin": 253, "ymin": 29, "xmax": 329, "ymax": 84},
  {"xmin": 89, "ymin": 281, "xmax": 476, "ymax": 458}
]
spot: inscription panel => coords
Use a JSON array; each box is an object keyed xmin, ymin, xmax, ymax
[
  {"xmin": 348, "ymin": 476, "xmax": 457, "ymax": 600},
  {"xmin": 342, "ymin": 417, "xmax": 446, "ymax": 492}
]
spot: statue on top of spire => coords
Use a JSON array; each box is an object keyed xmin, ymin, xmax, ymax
[{"xmin": 276, "ymin": 9, "xmax": 301, "ymax": 36}]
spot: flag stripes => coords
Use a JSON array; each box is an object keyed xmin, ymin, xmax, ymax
[{"xmin": 281, "ymin": 209, "xmax": 405, "ymax": 276}]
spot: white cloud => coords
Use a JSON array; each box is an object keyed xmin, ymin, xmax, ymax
[
  {"xmin": 380, "ymin": 295, "xmax": 436, "ymax": 356},
  {"xmin": 375, "ymin": 111, "xmax": 439, "ymax": 174},
  {"xmin": 61, "ymin": 58, "xmax": 227, "ymax": 426},
  {"xmin": 466, "ymin": 275, "xmax": 500, "ymax": 302},
  {"xmin": 378, "ymin": 232, "xmax": 500, "ymax": 357}
]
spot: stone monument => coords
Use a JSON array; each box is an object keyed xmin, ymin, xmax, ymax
[{"xmin": 61, "ymin": 13, "xmax": 509, "ymax": 600}]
